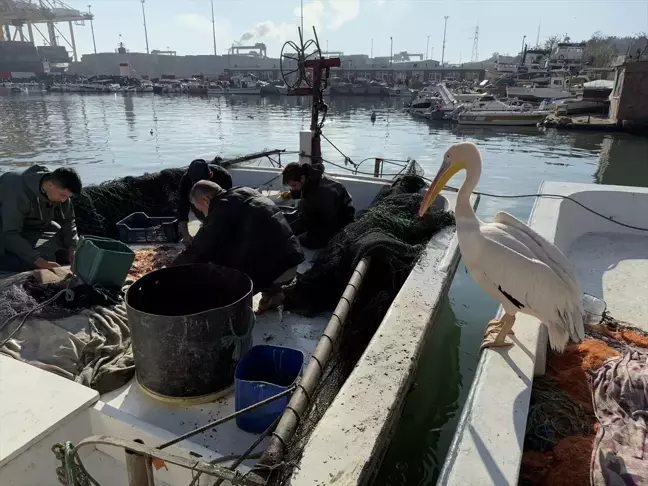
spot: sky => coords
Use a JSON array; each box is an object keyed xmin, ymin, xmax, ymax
[{"xmin": 57, "ymin": 0, "xmax": 648, "ymax": 63}]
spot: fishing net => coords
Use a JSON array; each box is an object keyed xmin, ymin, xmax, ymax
[
  {"xmin": 521, "ymin": 316, "xmax": 648, "ymax": 486},
  {"xmin": 270, "ymin": 175, "xmax": 456, "ymax": 484},
  {"xmin": 73, "ymin": 169, "xmax": 185, "ymax": 237}
]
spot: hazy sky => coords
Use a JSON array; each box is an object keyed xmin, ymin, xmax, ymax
[{"xmin": 61, "ymin": 0, "xmax": 647, "ymax": 62}]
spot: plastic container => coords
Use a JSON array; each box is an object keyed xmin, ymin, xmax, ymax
[
  {"xmin": 126, "ymin": 263, "xmax": 255, "ymax": 403},
  {"xmin": 234, "ymin": 344, "xmax": 304, "ymax": 433},
  {"xmin": 74, "ymin": 236, "xmax": 135, "ymax": 290},
  {"xmin": 116, "ymin": 212, "xmax": 179, "ymax": 244}
]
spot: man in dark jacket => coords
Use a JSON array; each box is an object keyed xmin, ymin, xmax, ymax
[
  {"xmin": 173, "ymin": 180, "xmax": 304, "ymax": 311},
  {"xmin": 282, "ymin": 162, "xmax": 355, "ymax": 249},
  {"xmin": 177, "ymin": 158, "xmax": 233, "ymax": 245},
  {"xmin": 0, "ymin": 165, "xmax": 82, "ymax": 272}
]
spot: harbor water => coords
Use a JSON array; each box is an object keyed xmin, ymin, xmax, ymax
[{"xmin": 2, "ymin": 94, "xmax": 648, "ymax": 485}]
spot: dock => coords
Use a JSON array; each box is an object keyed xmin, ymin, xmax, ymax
[{"xmin": 541, "ymin": 114, "xmax": 647, "ymax": 135}]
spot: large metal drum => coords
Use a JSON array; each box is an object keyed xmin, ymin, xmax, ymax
[{"xmin": 126, "ymin": 263, "xmax": 254, "ymax": 403}]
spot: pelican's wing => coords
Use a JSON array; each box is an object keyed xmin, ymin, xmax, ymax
[
  {"xmin": 478, "ymin": 225, "xmax": 585, "ymax": 347},
  {"xmin": 493, "ymin": 211, "xmax": 582, "ymax": 298}
]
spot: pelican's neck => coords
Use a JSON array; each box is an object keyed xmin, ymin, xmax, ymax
[{"xmin": 456, "ymin": 158, "xmax": 481, "ymax": 224}]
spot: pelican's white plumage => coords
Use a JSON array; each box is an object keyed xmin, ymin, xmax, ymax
[{"xmin": 419, "ymin": 142, "xmax": 584, "ymax": 352}]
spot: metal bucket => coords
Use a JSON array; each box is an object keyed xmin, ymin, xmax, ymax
[{"xmin": 126, "ymin": 263, "xmax": 254, "ymax": 404}]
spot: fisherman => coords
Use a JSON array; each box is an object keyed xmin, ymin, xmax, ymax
[
  {"xmin": 281, "ymin": 162, "xmax": 355, "ymax": 249},
  {"xmin": 173, "ymin": 180, "xmax": 304, "ymax": 311},
  {"xmin": 0, "ymin": 165, "xmax": 82, "ymax": 272},
  {"xmin": 177, "ymin": 158, "xmax": 233, "ymax": 246}
]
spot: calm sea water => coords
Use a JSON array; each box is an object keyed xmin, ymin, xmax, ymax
[{"xmin": 2, "ymin": 93, "xmax": 647, "ymax": 485}]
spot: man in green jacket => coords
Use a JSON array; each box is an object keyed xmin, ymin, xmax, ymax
[{"xmin": 0, "ymin": 165, "xmax": 82, "ymax": 272}]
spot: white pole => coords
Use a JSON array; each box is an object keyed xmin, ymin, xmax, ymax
[
  {"xmin": 211, "ymin": 0, "xmax": 217, "ymax": 55},
  {"xmin": 141, "ymin": 0, "xmax": 149, "ymax": 54}
]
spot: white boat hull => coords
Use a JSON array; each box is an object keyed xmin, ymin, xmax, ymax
[
  {"xmin": 507, "ymin": 86, "xmax": 581, "ymax": 101},
  {"xmin": 457, "ymin": 112, "xmax": 548, "ymax": 126}
]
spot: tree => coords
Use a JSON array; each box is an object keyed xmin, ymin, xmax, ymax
[{"xmin": 543, "ymin": 35, "xmax": 561, "ymax": 51}]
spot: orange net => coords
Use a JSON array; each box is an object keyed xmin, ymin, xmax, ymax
[
  {"xmin": 521, "ymin": 318, "xmax": 648, "ymax": 486},
  {"xmin": 521, "ymin": 435, "xmax": 595, "ymax": 486},
  {"xmin": 129, "ymin": 246, "xmax": 182, "ymax": 280}
]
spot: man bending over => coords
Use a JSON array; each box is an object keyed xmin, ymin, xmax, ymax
[{"xmin": 173, "ymin": 180, "xmax": 304, "ymax": 311}]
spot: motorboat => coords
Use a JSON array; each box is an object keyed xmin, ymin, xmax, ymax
[
  {"xmin": 455, "ymin": 96, "xmax": 550, "ymax": 126},
  {"xmin": 260, "ymin": 80, "xmax": 288, "ymax": 96},
  {"xmin": 507, "ymin": 75, "xmax": 582, "ymax": 101}
]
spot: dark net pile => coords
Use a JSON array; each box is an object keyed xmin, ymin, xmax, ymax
[
  {"xmin": 272, "ymin": 175, "xmax": 455, "ymax": 484},
  {"xmin": 73, "ymin": 169, "xmax": 184, "ymax": 237}
]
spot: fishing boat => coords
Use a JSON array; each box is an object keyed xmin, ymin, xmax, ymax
[
  {"xmin": 455, "ymin": 96, "xmax": 550, "ymax": 126},
  {"xmin": 438, "ymin": 181, "xmax": 648, "ymax": 485},
  {"xmin": 0, "ymin": 34, "xmax": 470, "ymax": 486}
]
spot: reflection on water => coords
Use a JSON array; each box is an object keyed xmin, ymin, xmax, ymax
[
  {"xmin": 376, "ymin": 296, "xmax": 462, "ymax": 485},
  {"xmin": 1, "ymin": 94, "xmax": 648, "ymax": 484}
]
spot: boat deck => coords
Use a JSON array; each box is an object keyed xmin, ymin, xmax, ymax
[
  {"xmin": 569, "ymin": 233, "xmax": 648, "ymax": 329},
  {"xmin": 100, "ymin": 251, "xmax": 329, "ymax": 459}
]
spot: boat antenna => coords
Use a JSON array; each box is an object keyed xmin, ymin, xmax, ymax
[{"xmin": 535, "ymin": 19, "xmax": 541, "ymax": 47}]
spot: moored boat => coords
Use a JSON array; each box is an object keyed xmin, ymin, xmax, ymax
[{"xmin": 438, "ymin": 181, "xmax": 648, "ymax": 485}]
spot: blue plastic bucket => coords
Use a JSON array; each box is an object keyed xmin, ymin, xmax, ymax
[{"xmin": 234, "ymin": 345, "xmax": 304, "ymax": 433}]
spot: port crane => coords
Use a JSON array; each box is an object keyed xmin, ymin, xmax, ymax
[{"xmin": 0, "ymin": 0, "xmax": 92, "ymax": 62}]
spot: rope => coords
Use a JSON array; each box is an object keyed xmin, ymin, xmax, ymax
[
  {"xmin": 295, "ymin": 152, "xmax": 648, "ymax": 234},
  {"xmin": 210, "ymin": 416, "xmax": 281, "ymax": 486},
  {"xmin": 320, "ymin": 133, "xmax": 356, "ymax": 168},
  {"xmin": 526, "ymin": 377, "xmax": 594, "ymax": 452},
  {"xmin": 0, "ymin": 279, "xmax": 73, "ymax": 348},
  {"xmin": 156, "ymin": 385, "xmax": 298, "ymax": 450}
]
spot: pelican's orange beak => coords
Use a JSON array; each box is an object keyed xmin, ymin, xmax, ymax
[{"xmin": 418, "ymin": 161, "xmax": 461, "ymax": 217}]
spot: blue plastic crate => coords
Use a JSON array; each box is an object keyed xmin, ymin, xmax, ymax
[
  {"xmin": 116, "ymin": 212, "xmax": 179, "ymax": 244},
  {"xmin": 234, "ymin": 345, "xmax": 304, "ymax": 433}
]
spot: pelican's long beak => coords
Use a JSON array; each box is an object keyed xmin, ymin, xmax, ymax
[{"xmin": 418, "ymin": 162, "xmax": 461, "ymax": 217}]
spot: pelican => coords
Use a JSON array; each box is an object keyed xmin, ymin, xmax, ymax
[{"xmin": 419, "ymin": 142, "xmax": 584, "ymax": 352}]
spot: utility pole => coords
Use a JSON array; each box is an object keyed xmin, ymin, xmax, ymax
[
  {"xmin": 390, "ymin": 36, "xmax": 393, "ymax": 67},
  {"xmin": 471, "ymin": 24, "xmax": 479, "ymax": 62},
  {"xmin": 211, "ymin": 0, "xmax": 217, "ymax": 55},
  {"xmin": 426, "ymin": 35, "xmax": 430, "ymax": 60},
  {"xmin": 370, "ymin": 38, "xmax": 373, "ymax": 58},
  {"xmin": 141, "ymin": 0, "xmax": 149, "ymax": 54},
  {"xmin": 88, "ymin": 5, "xmax": 97, "ymax": 54},
  {"xmin": 521, "ymin": 34, "xmax": 526, "ymax": 57},
  {"xmin": 441, "ymin": 16, "xmax": 449, "ymax": 66}
]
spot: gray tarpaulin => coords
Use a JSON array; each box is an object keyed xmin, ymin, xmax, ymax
[
  {"xmin": 0, "ymin": 272, "xmax": 134, "ymax": 394},
  {"xmin": 591, "ymin": 351, "xmax": 648, "ymax": 486}
]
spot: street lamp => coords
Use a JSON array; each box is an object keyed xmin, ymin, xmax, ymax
[
  {"xmin": 88, "ymin": 5, "xmax": 96, "ymax": 54},
  {"xmin": 141, "ymin": 0, "xmax": 149, "ymax": 54},
  {"xmin": 441, "ymin": 16, "xmax": 449, "ymax": 66},
  {"xmin": 521, "ymin": 35, "xmax": 526, "ymax": 56}
]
